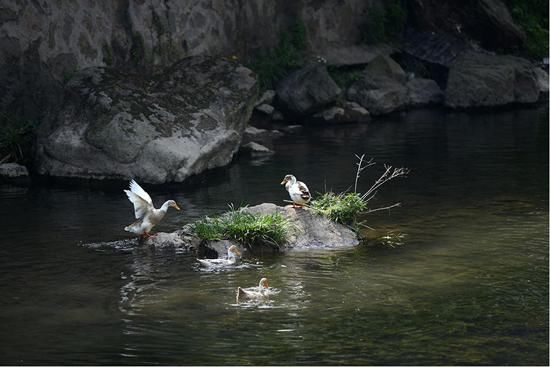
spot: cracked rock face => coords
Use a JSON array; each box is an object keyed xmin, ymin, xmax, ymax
[
  {"xmin": 36, "ymin": 56, "xmax": 258, "ymax": 183},
  {"xmin": 445, "ymin": 51, "xmax": 540, "ymax": 108}
]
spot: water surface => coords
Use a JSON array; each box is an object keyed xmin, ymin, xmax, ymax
[{"xmin": 0, "ymin": 107, "xmax": 548, "ymax": 365}]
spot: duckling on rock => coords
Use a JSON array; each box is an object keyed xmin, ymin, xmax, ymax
[{"xmin": 281, "ymin": 174, "xmax": 311, "ymax": 207}]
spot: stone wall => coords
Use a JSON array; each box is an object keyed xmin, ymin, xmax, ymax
[
  {"xmin": 0, "ymin": 0, "xmax": 379, "ymax": 74},
  {"xmin": 0, "ymin": 0, "xmax": 380, "ymax": 120}
]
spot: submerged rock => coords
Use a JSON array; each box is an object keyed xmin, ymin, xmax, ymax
[
  {"xmin": 242, "ymin": 126, "xmax": 283, "ymax": 146},
  {"xmin": 240, "ymin": 142, "xmax": 275, "ymax": 157},
  {"xmin": 84, "ymin": 203, "xmax": 360, "ymax": 254},
  {"xmin": 36, "ymin": 56, "xmax": 258, "ymax": 184},
  {"xmin": 255, "ymin": 103, "xmax": 275, "ymax": 115},
  {"xmin": 445, "ymin": 51, "xmax": 540, "ymax": 108},
  {"xmin": 312, "ymin": 102, "xmax": 370, "ymax": 123},
  {"xmin": 0, "ymin": 163, "xmax": 30, "ymax": 185},
  {"xmin": 0, "ymin": 163, "xmax": 28, "ymax": 178}
]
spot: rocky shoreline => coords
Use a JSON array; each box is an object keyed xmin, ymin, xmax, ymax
[
  {"xmin": 253, "ymin": 50, "xmax": 548, "ymax": 125},
  {"xmin": 0, "ymin": 0, "xmax": 548, "ymax": 186}
]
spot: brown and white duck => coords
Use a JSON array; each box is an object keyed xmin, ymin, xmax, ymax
[{"xmin": 281, "ymin": 174, "xmax": 311, "ymax": 207}]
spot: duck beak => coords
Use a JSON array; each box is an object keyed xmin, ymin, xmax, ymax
[
  {"xmin": 265, "ymin": 280, "xmax": 269, "ymax": 288},
  {"xmin": 280, "ymin": 179, "xmax": 286, "ymax": 185},
  {"xmin": 173, "ymin": 203, "xmax": 181, "ymax": 211}
]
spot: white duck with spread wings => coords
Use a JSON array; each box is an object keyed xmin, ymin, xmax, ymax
[{"xmin": 124, "ymin": 180, "xmax": 180, "ymax": 237}]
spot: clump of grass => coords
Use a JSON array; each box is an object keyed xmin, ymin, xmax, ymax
[
  {"xmin": 310, "ymin": 192, "xmax": 367, "ymax": 227},
  {"xmin": 310, "ymin": 155, "xmax": 409, "ymax": 230},
  {"xmin": 0, "ymin": 116, "xmax": 36, "ymax": 164},
  {"xmin": 192, "ymin": 207, "xmax": 289, "ymax": 249}
]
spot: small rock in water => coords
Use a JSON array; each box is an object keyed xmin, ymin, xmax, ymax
[
  {"xmin": 0, "ymin": 163, "xmax": 30, "ymax": 186},
  {"xmin": 281, "ymin": 125, "xmax": 303, "ymax": 134},
  {"xmin": 255, "ymin": 103, "xmax": 275, "ymax": 115},
  {"xmin": 242, "ymin": 126, "xmax": 283, "ymax": 146},
  {"xmin": 255, "ymin": 89, "xmax": 276, "ymax": 106},
  {"xmin": 240, "ymin": 142, "xmax": 275, "ymax": 157},
  {"xmin": 313, "ymin": 106, "xmax": 345, "ymax": 122},
  {"xmin": 312, "ymin": 102, "xmax": 370, "ymax": 124}
]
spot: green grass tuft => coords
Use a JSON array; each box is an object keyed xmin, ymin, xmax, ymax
[
  {"xmin": 0, "ymin": 116, "xmax": 36, "ymax": 164},
  {"xmin": 310, "ymin": 192, "xmax": 367, "ymax": 227},
  {"xmin": 192, "ymin": 207, "xmax": 290, "ymax": 249},
  {"xmin": 362, "ymin": 1, "xmax": 407, "ymax": 44},
  {"xmin": 506, "ymin": 0, "xmax": 549, "ymax": 58}
]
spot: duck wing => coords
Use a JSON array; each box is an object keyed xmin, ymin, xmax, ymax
[
  {"xmin": 124, "ymin": 218, "xmax": 145, "ymax": 234},
  {"xmin": 236, "ymin": 287, "xmax": 265, "ymax": 301},
  {"xmin": 297, "ymin": 181, "xmax": 311, "ymax": 201},
  {"xmin": 124, "ymin": 180, "xmax": 153, "ymax": 219}
]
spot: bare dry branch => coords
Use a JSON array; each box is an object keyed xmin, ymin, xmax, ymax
[
  {"xmin": 354, "ymin": 154, "xmax": 375, "ymax": 193},
  {"xmin": 360, "ymin": 165, "xmax": 409, "ymax": 201},
  {"xmin": 0, "ymin": 154, "xmax": 11, "ymax": 164},
  {"xmin": 366, "ymin": 202, "xmax": 401, "ymax": 214}
]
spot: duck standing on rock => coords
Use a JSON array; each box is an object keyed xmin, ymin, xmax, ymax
[
  {"xmin": 124, "ymin": 179, "xmax": 181, "ymax": 238},
  {"xmin": 236, "ymin": 278, "xmax": 270, "ymax": 302},
  {"xmin": 281, "ymin": 174, "xmax": 311, "ymax": 208},
  {"xmin": 197, "ymin": 245, "xmax": 242, "ymax": 268}
]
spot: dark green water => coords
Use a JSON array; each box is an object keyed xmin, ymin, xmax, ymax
[{"xmin": 0, "ymin": 107, "xmax": 548, "ymax": 365}]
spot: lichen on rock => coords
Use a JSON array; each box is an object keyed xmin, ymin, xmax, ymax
[{"xmin": 36, "ymin": 56, "xmax": 258, "ymax": 183}]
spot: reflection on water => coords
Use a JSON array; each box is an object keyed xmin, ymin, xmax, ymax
[{"xmin": 0, "ymin": 107, "xmax": 547, "ymax": 364}]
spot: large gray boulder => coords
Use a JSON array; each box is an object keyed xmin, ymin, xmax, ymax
[
  {"xmin": 534, "ymin": 68, "xmax": 549, "ymax": 94},
  {"xmin": 445, "ymin": 51, "xmax": 540, "ymax": 108},
  {"xmin": 406, "ymin": 78, "xmax": 444, "ymax": 106},
  {"xmin": 36, "ymin": 56, "xmax": 258, "ymax": 183},
  {"xmin": 346, "ymin": 55, "xmax": 410, "ymax": 115},
  {"xmin": 347, "ymin": 75, "xmax": 409, "ymax": 115},
  {"xmin": 276, "ymin": 64, "xmax": 341, "ymax": 116},
  {"xmin": 364, "ymin": 55, "xmax": 407, "ymax": 83}
]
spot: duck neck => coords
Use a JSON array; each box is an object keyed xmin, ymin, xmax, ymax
[
  {"xmin": 159, "ymin": 201, "xmax": 171, "ymax": 213},
  {"xmin": 285, "ymin": 177, "xmax": 296, "ymax": 190}
]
